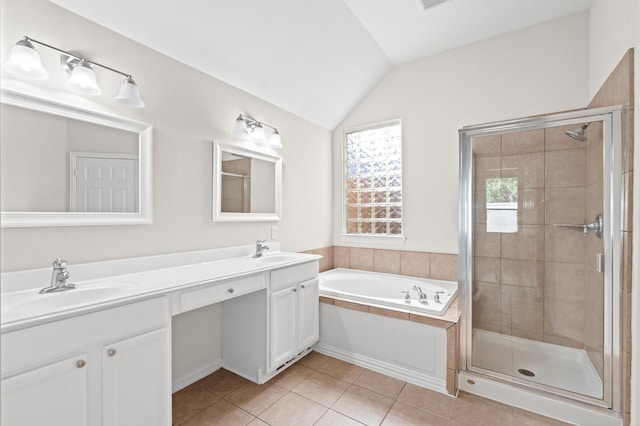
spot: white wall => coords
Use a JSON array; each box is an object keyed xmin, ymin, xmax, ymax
[
  {"xmin": 589, "ymin": 1, "xmax": 640, "ymax": 424},
  {"xmin": 0, "ymin": 0, "xmax": 333, "ymax": 273},
  {"xmin": 332, "ymin": 12, "xmax": 590, "ymax": 254}
]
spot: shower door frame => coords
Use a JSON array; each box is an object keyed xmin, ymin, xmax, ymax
[{"xmin": 458, "ymin": 106, "xmax": 623, "ymax": 412}]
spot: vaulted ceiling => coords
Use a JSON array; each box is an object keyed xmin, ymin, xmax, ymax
[{"xmin": 50, "ymin": 0, "xmax": 592, "ymax": 129}]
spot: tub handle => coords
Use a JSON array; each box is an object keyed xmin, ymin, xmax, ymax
[{"xmin": 400, "ymin": 290, "xmax": 411, "ymax": 301}]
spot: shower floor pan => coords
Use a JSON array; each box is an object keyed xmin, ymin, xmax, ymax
[{"xmin": 472, "ymin": 330, "xmax": 603, "ymax": 399}]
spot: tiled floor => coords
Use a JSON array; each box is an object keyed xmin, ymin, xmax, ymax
[{"xmin": 172, "ymin": 351, "xmax": 570, "ymax": 426}]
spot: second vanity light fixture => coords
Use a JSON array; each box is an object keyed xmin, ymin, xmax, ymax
[
  {"xmin": 3, "ymin": 36, "xmax": 145, "ymax": 108},
  {"xmin": 233, "ymin": 114, "xmax": 282, "ymax": 148}
]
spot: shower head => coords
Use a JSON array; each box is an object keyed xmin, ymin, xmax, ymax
[{"xmin": 564, "ymin": 123, "xmax": 589, "ymax": 141}]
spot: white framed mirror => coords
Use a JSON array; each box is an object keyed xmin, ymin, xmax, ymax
[
  {"xmin": 213, "ymin": 140, "xmax": 281, "ymax": 222},
  {"xmin": 0, "ymin": 89, "xmax": 153, "ymax": 227}
]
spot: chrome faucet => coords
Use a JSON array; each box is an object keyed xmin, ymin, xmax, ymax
[
  {"xmin": 434, "ymin": 291, "xmax": 445, "ymax": 304},
  {"xmin": 39, "ymin": 258, "xmax": 78, "ymax": 294},
  {"xmin": 252, "ymin": 240, "xmax": 270, "ymax": 258},
  {"xmin": 412, "ymin": 285, "xmax": 428, "ymax": 304}
]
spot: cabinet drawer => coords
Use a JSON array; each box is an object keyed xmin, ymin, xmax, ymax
[
  {"xmin": 172, "ymin": 273, "xmax": 266, "ymax": 315},
  {"xmin": 1, "ymin": 296, "xmax": 169, "ymax": 377},
  {"xmin": 270, "ymin": 261, "xmax": 318, "ymax": 292}
]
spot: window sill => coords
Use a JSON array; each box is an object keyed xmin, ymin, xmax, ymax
[{"xmin": 339, "ymin": 234, "xmax": 406, "ymax": 245}]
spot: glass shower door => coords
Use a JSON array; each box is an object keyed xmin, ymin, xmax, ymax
[{"xmin": 459, "ymin": 107, "xmax": 622, "ymax": 408}]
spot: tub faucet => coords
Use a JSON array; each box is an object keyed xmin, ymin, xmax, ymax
[
  {"xmin": 252, "ymin": 240, "xmax": 270, "ymax": 258},
  {"xmin": 412, "ymin": 285, "xmax": 428, "ymax": 304},
  {"xmin": 434, "ymin": 291, "xmax": 445, "ymax": 304},
  {"xmin": 39, "ymin": 258, "xmax": 78, "ymax": 294}
]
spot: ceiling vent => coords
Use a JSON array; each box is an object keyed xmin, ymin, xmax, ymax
[{"xmin": 417, "ymin": 0, "xmax": 452, "ymax": 10}]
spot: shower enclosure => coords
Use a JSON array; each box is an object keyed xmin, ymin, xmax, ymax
[{"xmin": 458, "ymin": 106, "xmax": 623, "ymax": 412}]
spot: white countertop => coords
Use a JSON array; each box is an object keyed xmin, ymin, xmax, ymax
[{"xmin": 1, "ymin": 249, "xmax": 320, "ymax": 333}]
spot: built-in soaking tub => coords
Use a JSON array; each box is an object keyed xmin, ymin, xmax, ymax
[
  {"xmin": 319, "ymin": 268, "xmax": 458, "ymax": 316},
  {"xmin": 316, "ymin": 268, "xmax": 460, "ymax": 395}
]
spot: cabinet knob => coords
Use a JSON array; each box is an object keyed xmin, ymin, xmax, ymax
[
  {"xmin": 227, "ymin": 288, "xmax": 234, "ymax": 293},
  {"xmin": 300, "ymin": 284, "xmax": 305, "ymax": 289},
  {"xmin": 293, "ymin": 288, "xmax": 297, "ymax": 292},
  {"xmin": 107, "ymin": 349, "xmax": 117, "ymax": 357},
  {"xmin": 75, "ymin": 359, "xmax": 86, "ymax": 368}
]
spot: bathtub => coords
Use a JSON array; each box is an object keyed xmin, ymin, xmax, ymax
[{"xmin": 319, "ymin": 268, "xmax": 458, "ymax": 316}]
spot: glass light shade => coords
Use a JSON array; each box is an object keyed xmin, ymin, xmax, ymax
[
  {"xmin": 251, "ymin": 122, "xmax": 266, "ymax": 140},
  {"xmin": 269, "ymin": 129, "xmax": 282, "ymax": 148},
  {"xmin": 115, "ymin": 77, "xmax": 145, "ymax": 108},
  {"xmin": 65, "ymin": 62, "xmax": 101, "ymax": 95},
  {"xmin": 3, "ymin": 43, "xmax": 49, "ymax": 80},
  {"xmin": 232, "ymin": 115, "xmax": 248, "ymax": 136}
]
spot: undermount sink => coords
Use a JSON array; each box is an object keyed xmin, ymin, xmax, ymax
[
  {"xmin": 5, "ymin": 282, "xmax": 136, "ymax": 314},
  {"xmin": 251, "ymin": 253, "xmax": 305, "ymax": 264}
]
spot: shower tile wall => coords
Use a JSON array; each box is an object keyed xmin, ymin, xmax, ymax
[{"xmin": 472, "ymin": 126, "xmax": 603, "ymax": 367}]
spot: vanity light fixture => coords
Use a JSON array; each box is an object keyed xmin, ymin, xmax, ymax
[
  {"xmin": 232, "ymin": 114, "xmax": 282, "ymax": 148},
  {"xmin": 3, "ymin": 36, "xmax": 145, "ymax": 108}
]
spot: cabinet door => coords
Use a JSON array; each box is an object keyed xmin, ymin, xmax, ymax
[
  {"xmin": 102, "ymin": 328, "xmax": 170, "ymax": 426},
  {"xmin": 269, "ymin": 286, "xmax": 298, "ymax": 370},
  {"xmin": 1, "ymin": 354, "xmax": 89, "ymax": 426},
  {"xmin": 298, "ymin": 278, "xmax": 319, "ymax": 351}
]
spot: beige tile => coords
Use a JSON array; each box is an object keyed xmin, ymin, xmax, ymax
[
  {"xmin": 474, "ymin": 227, "xmax": 500, "ymax": 258},
  {"xmin": 585, "ymin": 181, "xmax": 603, "ymax": 221},
  {"xmin": 474, "ymin": 190, "xmax": 487, "ymax": 224},
  {"xmin": 292, "ymin": 371, "xmax": 350, "ymax": 407},
  {"xmin": 397, "ymin": 383, "xmax": 454, "ymax": 418},
  {"xmin": 335, "ymin": 299, "xmax": 369, "ymax": 312},
  {"xmin": 247, "ymin": 418, "xmax": 269, "ymax": 426},
  {"xmin": 544, "ymin": 262, "xmax": 586, "ymax": 302},
  {"xmin": 511, "ymin": 296, "xmax": 543, "ymax": 332},
  {"xmin": 543, "ymin": 333, "xmax": 583, "ymax": 349},
  {"xmin": 269, "ymin": 363, "xmax": 315, "ymax": 390},
  {"xmin": 331, "ymin": 385, "xmax": 394, "ymax": 426},
  {"xmin": 474, "ymin": 156, "xmax": 501, "ymax": 190},
  {"xmin": 173, "ymin": 384, "xmax": 220, "ymax": 425},
  {"xmin": 382, "ymin": 401, "xmax": 449, "ymax": 426},
  {"xmin": 500, "ymin": 225, "xmax": 544, "ymax": 260},
  {"xmin": 315, "ymin": 409, "xmax": 364, "ymax": 426},
  {"xmin": 622, "ymin": 290, "xmax": 632, "ymax": 352},
  {"xmin": 585, "ymin": 122, "xmax": 603, "ymax": 186},
  {"xmin": 472, "ymin": 135, "xmax": 501, "ymax": 156},
  {"xmin": 622, "ymin": 349, "xmax": 632, "ymax": 413},
  {"xmin": 585, "ymin": 267, "xmax": 604, "ymax": 322},
  {"xmin": 334, "ymin": 246, "xmax": 350, "ymax": 268},
  {"xmin": 518, "ymin": 188, "xmax": 545, "ymax": 225},
  {"xmin": 446, "ymin": 368, "xmax": 457, "ymax": 395},
  {"xmin": 258, "ymin": 392, "xmax": 327, "ymax": 426},
  {"xmin": 430, "ymin": 253, "xmax": 458, "ymax": 281},
  {"xmin": 544, "ymin": 299, "xmax": 585, "ymax": 341},
  {"xmin": 319, "ymin": 296, "xmax": 335, "ymax": 305},
  {"xmin": 588, "ymin": 49, "xmax": 633, "ymax": 108},
  {"xmin": 501, "ymin": 129, "xmax": 544, "ymax": 155},
  {"xmin": 450, "ymin": 391, "xmax": 513, "ymax": 425},
  {"xmin": 373, "ymin": 249, "xmax": 401, "ymax": 274},
  {"xmin": 512, "ymin": 407, "xmax": 572, "ymax": 425},
  {"xmin": 622, "ymin": 231, "xmax": 633, "ymax": 293},
  {"xmin": 197, "ymin": 369, "xmax": 250, "ymax": 397},
  {"xmin": 368, "ymin": 305, "xmax": 409, "ymax": 320},
  {"xmin": 501, "ymin": 259, "xmax": 543, "ymax": 288},
  {"xmin": 298, "ymin": 351, "xmax": 331, "ymax": 370},
  {"xmin": 545, "ymin": 226, "xmax": 586, "ymax": 264},
  {"xmin": 318, "ymin": 358, "xmax": 365, "ymax": 383},
  {"xmin": 501, "ymin": 152, "xmax": 544, "ymax": 189},
  {"xmin": 545, "ymin": 148, "xmax": 586, "ymax": 188},
  {"xmin": 183, "ymin": 399, "xmax": 255, "ymax": 426},
  {"xmin": 400, "ymin": 251, "xmax": 430, "ymax": 278},
  {"xmin": 225, "ymin": 382, "xmax": 287, "ymax": 415},
  {"xmin": 350, "ymin": 248, "xmax": 374, "ymax": 271},
  {"xmin": 512, "ymin": 327, "xmax": 543, "ymax": 342},
  {"xmin": 354, "ymin": 369, "xmax": 406, "ymax": 399},
  {"xmin": 474, "ymin": 257, "xmax": 500, "ymax": 283},
  {"xmin": 302, "ymin": 246, "xmax": 334, "ymax": 272},
  {"xmin": 545, "ymin": 187, "xmax": 586, "ymax": 225},
  {"xmin": 622, "ymin": 171, "xmax": 633, "ymax": 231}
]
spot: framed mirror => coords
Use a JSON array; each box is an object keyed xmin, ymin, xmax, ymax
[
  {"xmin": 0, "ymin": 89, "xmax": 153, "ymax": 227},
  {"xmin": 213, "ymin": 140, "xmax": 281, "ymax": 222}
]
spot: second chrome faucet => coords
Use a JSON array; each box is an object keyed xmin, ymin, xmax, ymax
[{"xmin": 252, "ymin": 240, "xmax": 270, "ymax": 258}]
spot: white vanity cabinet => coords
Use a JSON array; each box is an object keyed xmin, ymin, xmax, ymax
[
  {"xmin": 222, "ymin": 260, "xmax": 319, "ymax": 384},
  {"xmin": 1, "ymin": 296, "xmax": 171, "ymax": 426},
  {"xmin": 269, "ymin": 263, "xmax": 319, "ymax": 371}
]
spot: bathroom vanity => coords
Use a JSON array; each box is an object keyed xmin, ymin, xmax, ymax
[{"xmin": 0, "ymin": 246, "xmax": 320, "ymax": 426}]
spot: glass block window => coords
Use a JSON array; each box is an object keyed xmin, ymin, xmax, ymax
[{"xmin": 344, "ymin": 120, "xmax": 402, "ymax": 235}]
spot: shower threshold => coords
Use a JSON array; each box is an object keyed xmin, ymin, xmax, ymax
[{"xmin": 472, "ymin": 330, "xmax": 603, "ymax": 399}]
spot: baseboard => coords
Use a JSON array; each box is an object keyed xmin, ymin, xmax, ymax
[
  {"xmin": 314, "ymin": 343, "xmax": 448, "ymax": 395},
  {"xmin": 172, "ymin": 358, "xmax": 222, "ymax": 393}
]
